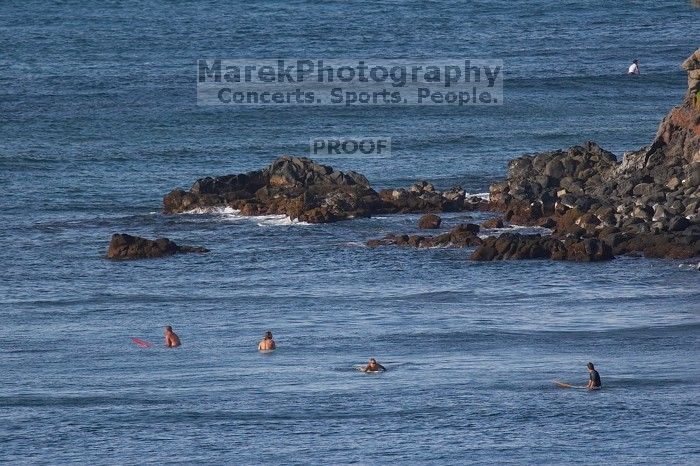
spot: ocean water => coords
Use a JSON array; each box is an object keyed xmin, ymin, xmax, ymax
[{"xmin": 1, "ymin": 1, "xmax": 699, "ymax": 464}]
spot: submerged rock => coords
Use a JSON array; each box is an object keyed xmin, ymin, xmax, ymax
[
  {"xmin": 106, "ymin": 234, "xmax": 209, "ymax": 260},
  {"xmin": 481, "ymin": 217, "xmax": 505, "ymax": 229},
  {"xmin": 418, "ymin": 213, "xmax": 442, "ymax": 229},
  {"xmin": 367, "ymin": 224, "xmax": 482, "ymax": 249}
]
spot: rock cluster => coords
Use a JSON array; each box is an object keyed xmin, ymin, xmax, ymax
[
  {"xmin": 485, "ymin": 48, "xmax": 700, "ymax": 260},
  {"xmin": 163, "ymin": 156, "xmax": 487, "ymax": 223},
  {"xmin": 377, "ymin": 181, "xmax": 488, "ymax": 214},
  {"xmin": 367, "ymin": 224, "xmax": 482, "ymax": 248},
  {"xmin": 470, "ymin": 233, "xmax": 612, "ymax": 262},
  {"xmin": 106, "ymin": 234, "xmax": 209, "ymax": 260},
  {"xmin": 161, "ymin": 49, "xmax": 699, "ymax": 262},
  {"xmin": 368, "ymin": 223, "xmax": 613, "ymax": 262}
]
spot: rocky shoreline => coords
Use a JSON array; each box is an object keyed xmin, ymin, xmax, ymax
[
  {"xmin": 367, "ymin": 223, "xmax": 483, "ymax": 249},
  {"xmin": 480, "ymin": 49, "xmax": 699, "ymax": 260},
  {"xmin": 148, "ymin": 48, "xmax": 700, "ymax": 263},
  {"xmin": 367, "ymin": 49, "xmax": 700, "ymax": 261}
]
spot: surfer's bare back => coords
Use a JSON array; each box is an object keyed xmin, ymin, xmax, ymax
[
  {"xmin": 258, "ymin": 331, "xmax": 276, "ymax": 351},
  {"xmin": 164, "ymin": 326, "xmax": 181, "ymax": 348}
]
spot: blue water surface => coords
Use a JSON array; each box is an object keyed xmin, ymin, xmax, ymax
[{"xmin": 1, "ymin": 1, "xmax": 699, "ymax": 464}]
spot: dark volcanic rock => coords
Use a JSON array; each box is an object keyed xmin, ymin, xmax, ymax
[
  {"xmin": 481, "ymin": 217, "xmax": 505, "ymax": 229},
  {"xmin": 668, "ymin": 216, "xmax": 691, "ymax": 232},
  {"xmin": 164, "ymin": 156, "xmax": 487, "ymax": 223},
  {"xmin": 611, "ymin": 232, "xmax": 700, "ymax": 259},
  {"xmin": 159, "ymin": 50, "xmax": 699, "ymax": 263},
  {"xmin": 418, "ymin": 213, "xmax": 442, "ymax": 229},
  {"xmin": 164, "ymin": 156, "xmax": 383, "ymax": 223},
  {"xmin": 565, "ymin": 237, "xmax": 613, "ymax": 262},
  {"xmin": 107, "ymin": 234, "xmax": 209, "ymax": 260},
  {"xmin": 367, "ymin": 224, "xmax": 482, "ymax": 249},
  {"xmin": 470, "ymin": 233, "xmax": 613, "ymax": 262},
  {"xmin": 483, "ymin": 48, "xmax": 700, "ymax": 259},
  {"xmin": 377, "ymin": 185, "xmax": 488, "ymax": 213}
]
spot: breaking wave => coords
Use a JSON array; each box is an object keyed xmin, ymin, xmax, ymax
[{"xmin": 181, "ymin": 206, "xmax": 311, "ymax": 226}]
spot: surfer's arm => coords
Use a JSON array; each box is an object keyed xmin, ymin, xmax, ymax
[{"xmin": 378, "ymin": 364, "xmax": 386, "ymax": 371}]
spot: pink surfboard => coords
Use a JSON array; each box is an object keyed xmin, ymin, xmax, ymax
[{"xmin": 131, "ymin": 337, "xmax": 153, "ymax": 348}]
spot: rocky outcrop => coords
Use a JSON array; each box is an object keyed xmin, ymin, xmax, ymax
[
  {"xmin": 489, "ymin": 141, "xmax": 621, "ymax": 224},
  {"xmin": 378, "ymin": 181, "xmax": 489, "ymax": 214},
  {"xmin": 619, "ymin": 48, "xmax": 700, "ymax": 175},
  {"xmin": 368, "ymin": 224, "xmax": 614, "ymax": 262},
  {"xmin": 418, "ymin": 213, "xmax": 442, "ymax": 229},
  {"xmin": 367, "ymin": 224, "xmax": 482, "ymax": 248},
  {"xmin": 682, "ymin": 48, "xmax": 700, "ymax": 107},
  {"xmin": 159, "ymin": 49, "xmax": 699, "ymax": 262},
  {"xmin": 470, "ymin": 233, "xmax": 612, "ymax": 262},
  {"xmin": 164, "ymin": 156, "xmax": 382, "ymax": 223},
  {"xmin": 106, "ymin": 234, "xmax": 209, "ymax": 260},
  {"xmin": 164, "ymin": 156, "xmax": 488, "ymax": 223},
  {"xmin": 484, "ymin": 48, "xmax": 700, "ymax": 260}
]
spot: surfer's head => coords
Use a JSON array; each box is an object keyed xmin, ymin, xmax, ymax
[
  {"xmin": 265, "ymin": 331, "xmax": 273, "ymax": 339},
  {"xmin": 369, "ymin": 358, "xmax": 377, "ymax": 365},
  {"xmin": 633, "ymin": 59, "xmax": 639, "ymax": 64},
  {"xmin": 165, "ymin": 326, "xmax": 172, "ymax": 333},
  {"xmin": 587, "ymin": 362, "xmax": 595, "ymax": 370}
]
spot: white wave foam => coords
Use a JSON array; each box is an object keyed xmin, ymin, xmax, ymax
[
  {"xmin": 181, "ymin": 207, "xmax": 311, "ymax": 226},
  {"xmin": 466, "ymin": 192, "xmax": 490, "ymax": 201},
  {"xmin": 478, "ymin": 224, "xmax": 552, "ymax": 238},
  {"xmin": 183, "ymin": 206, "xmax": 240, "ymax": 215},
  {"xmin": 256, "ymin": 215, "xmax": 311, "ymax": 227}
]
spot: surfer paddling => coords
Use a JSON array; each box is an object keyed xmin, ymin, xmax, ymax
[
  {"xmin": 258, "ymin": 331, "xmax": 276, "ymax": 351},
  {"xmin": 164, "ymin": 326, "xmax": 181, "ymax": 348},
  {"xmin": 363, "ymin": 358, "xmax": 386, "ymax": 372},
  {"xmin": 586, "ymin": 362, "xmax": 602, "ymax": 389}
]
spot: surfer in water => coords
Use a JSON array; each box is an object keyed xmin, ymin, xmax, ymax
[
  {"xmin": 628, "ymin": 59, "xmax": 640, "ymax": 75},
  {"xmin": 363, "ymin": 358, "xmax": 386, "ymax": 372},
  {"xmin": 258, "ymin": 331, "xmax": 276, "ymax": 351},
  {"xmin": 164, "ymin": 326, "xmax": 181, "ymax": 348},
  {"xmin": 586, "ymin": 362, "xmax": 602, "ymax": 389}
]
